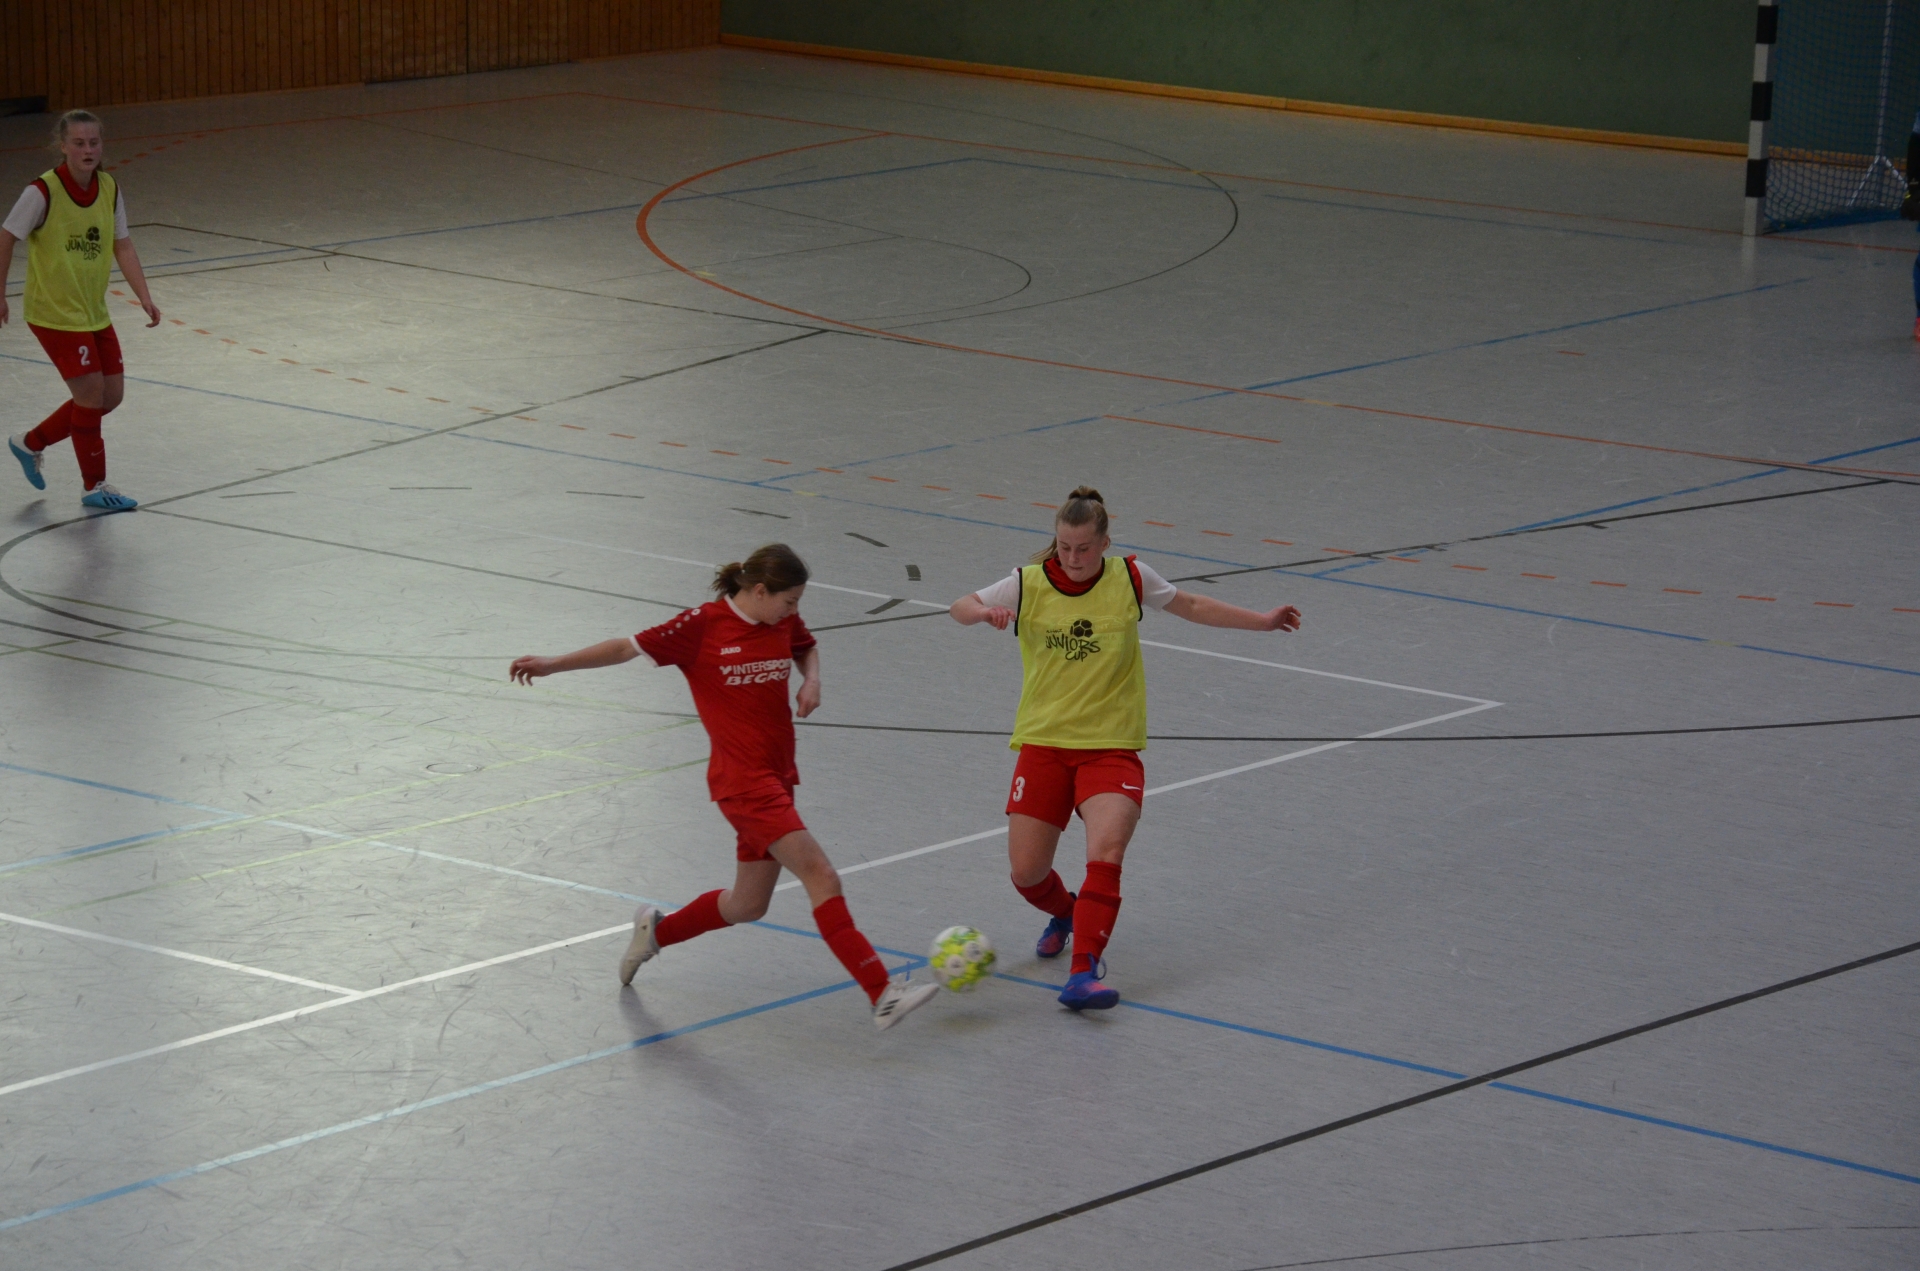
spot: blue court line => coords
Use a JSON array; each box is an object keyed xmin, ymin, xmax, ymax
[
  {"xmin": 0, "ymin": 818, "xmax": 248, "ymax": 875},
  {"xmin": 996, "ymin": 973, "xmax": 1920, "ymax": 1187},
  {"xmin": 0, "ymin": 760, "xmax": 229, "ymax": 814},
  {"xmin": 1258, "ymin": 189, "xmax": 1693, "ymax": 248},
  {"xmin": 1292, "ymin": 572, "xmax": 1920, "ymax": 678},
  {"xmin": 1202, "ymin": 278, "xmax": 1808, "ymax": 397},
  {"xmin": 0, "ymin": 975, "xmax": 871, "ymax": 1235}
]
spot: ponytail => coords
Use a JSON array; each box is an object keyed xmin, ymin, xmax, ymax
[
  {"xmin": 712, "ymin": 542, "xmax": 810, "ymax": 597},
  {"xmin": 1031, "ymin": 485, "xmax": 1109, "ymax": 563}
]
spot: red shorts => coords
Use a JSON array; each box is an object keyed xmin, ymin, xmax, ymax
[
  {"xmin": 1006, "ymin": 745, "xmax": 1145, "ymax": 831},
  {"xmin": 30, "ymin": 323, "xmax": 123, "ymax": 380},
  {"xmin": 716, "ymin": 779, "xmax": 808, "ymax": 861}
]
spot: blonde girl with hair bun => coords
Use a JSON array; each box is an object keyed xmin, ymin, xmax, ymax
[
  {"xmin": 3, "ymin": 109, "xmax": 161, "ymax": 511},
  {"xmin": 950, "ymin": 487, "xmax": 1301, "ymax": 1010}
]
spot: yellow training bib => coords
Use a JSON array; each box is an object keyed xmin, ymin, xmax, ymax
[
  {"xmin": 1010, "ymin": 557, "xmax": 1147, "ymax": 751},
  {"xmin": 24, "ymin": 168, "xmax": 116, "ymax": 332}
]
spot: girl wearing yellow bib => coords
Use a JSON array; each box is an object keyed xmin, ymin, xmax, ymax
[
  {"xmin": 2, "ymin": 110, "xmax": 161, "ymax": 512},
  {"xmin": 951, "ymin": 487, "xmax": 1302, "ymax": 1010}
]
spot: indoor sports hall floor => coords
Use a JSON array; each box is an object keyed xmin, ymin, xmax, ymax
[{"xmin": 2, "ymin": 45, "xmax": 1916, "ymax": 1271}]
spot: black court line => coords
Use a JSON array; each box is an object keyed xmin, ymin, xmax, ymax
[
  {"xmin": 882, "ymin": 938, "xmax": 1920, "ymax": 1270},
  {"xmin": 732, "ymin": 507, "xmax": 791, "ymax": 518},
  {"xmin": 906, "ymin": 564, "xmax": 921, "ymax": 581},
  {"xmin": 567, "ymin": 490, "xmax": 645, "ymax": 499},
  {"xmin": 808, "ymin": 608, "xmax": 948, "ymax": 632},
  {"xmin": 390, "ymin": 486, "xmax": 471, "ymax": 490},
  {"xmin": 795, "ymin": 712, "xmax": 1920, "ymax": 740},
  {"xmin": 1238, "ymin": 1224, "xmax": 1920, "ymax": 1269},
  {"xmin": 218, "ymin": 491, "xmax": 294, "ymax": 498},
  {"xmin": 864, "ymin": 598, "xmax": 905, "ymax": 615},
  {"xmin": 1170, "ymin": 478, "xmax": 1895, "ymax": 585},
  {"xmin": 846, "ymin": 532, "xmax": 888, "ymax": 547}
]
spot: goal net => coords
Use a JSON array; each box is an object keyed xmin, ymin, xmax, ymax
[{"xmin": 1765, "ymin": 0, "xmax": 1920, "ymax": 231}]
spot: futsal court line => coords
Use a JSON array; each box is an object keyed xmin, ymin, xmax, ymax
[
  {"xmin": 632, "ymin": 142, "xmax": 1920, "ymax": 485},
  {"xmin": 0, "ymin": 911, "xmax": 357, "ymax": 995}
]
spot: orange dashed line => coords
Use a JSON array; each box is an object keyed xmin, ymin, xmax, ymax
[
  {"xmin": 1813, "ymin": 601, "xmax": 1854, "ymax": 608},
  {"xmin": 427, "ymin": 397, "xmax": 449, "ymax": 403},
  {"xmin": 1521, "ymin": 573, "xmax": 1556, "ymax": 579},
  {"xmin": 976, "ymin": 493, "xmax": 1007, "ymax": 500},
  {"xmin": 346, "ymin": 377, "xmax": 368, "ymax": 384},
  {"xmin": 312, "ymin": 368, "xmax": 333, "ymax": 374},
  {"xmin": 661, "ymin": 441, "xmax": 687, "ymax": 447},
  {"xmin": 192, "ymin": 328, "xmax": 211, "ymax": 335},
  {"xmin": 818, "ymin": 467, "xmax": 845, "ymax": 474},
  {"xmin": 762, "ymin": 458, "xmax": 792, "ymax": 465},
  {"xmin": 470, "ymin": 407, "xmax": 491, "ymax": 413},
  {"xmin": 1261, "ymin": 539, "xmax": 1293, "ymax": 546},
  {"xmin": 1556, "ymin": 350, "xmax": 1586, "ymax": 356},
  {"xmin": 610, "ymin": 433, "xmax": 635, "ymax": 439},
  {"xmin": 278, "ymin": 358, "xmax": 300, "ymax": 364},
  {"xmin": 248, "ymin": 348, "xmax": 267, "ymax": 355},
  {"xmin": 1737, "ymin": 595, "xmax": 1775, "ymax": 602},
  {"xmin": 1591, "ymin": 581, "xmax": 1627, "ymax": 588},
  {"xmin": 1895, "ymin": 607, "xmax": 1920, "ymax": 614},
  {"xmin": 711, "ymin": 449, "xmax": 739, "ymax": 456},
  {"xmin": 560, "ymin": 424, "xmax": 586, "ymax": 430},
  {"xmin": 1450, "ymin": 564, "xmax": 1487, "ymax": 571},
  {"xmin": 868, "ymin": 476, "xmax": 898, "ymax": 483},
  {"xmin": 1201, "ymin": 529, "xmax": 1232, "ymax": 537},
  {"xmin": 921, "ymin": 483, "xmax": 947, "ymax": 489},
  {"xmin": 1032, "ymin": 501, "xmax": 1057, "ymax": 508},
  {"xmin": 387, "ymin": 387, "xmax": 408, "ymax": 394},
  {"xmin": 1388, "ymin": 555, "xmax": 1422, "ymax": 563},
  {"xmin": 1663, "ymin": 588, "xmax": 1701, "ymax": 595},
  {"xmin": 170, "ymin": 318, "xmax": 184, "ymax": 325},
  {"xmin": 516, "ymin": 415, "xmax": 539, "ymax": 422},
  {"xmin": 110, "ymin": 289, "xmax": 125, "ymax": 297},
  {"xmin": 220, "ymin": 339, "xmax": 237, "ymax": 345},
  {"xmin": 1144, "ymin": 520, "xmax": 1175, "ymax": 528}
]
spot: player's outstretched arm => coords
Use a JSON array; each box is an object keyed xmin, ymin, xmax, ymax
[
  {"xmin": 509, "ymin": 637, "xmax": 638, "ymax": 684},
  {"xmin": 1164, "ymin": 590, "xmax": 1301, "ymax": 633},
  {"xmin": 112, "ymin": 238, "xmax": 160, "ymax": 326},
  {"xmin": 950, "ymin": 592, "xmax": 1014, "ymax": 630}
]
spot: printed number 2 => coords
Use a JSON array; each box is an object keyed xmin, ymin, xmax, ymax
[
  {"xmin": 77, "ymin": 344, "xmax": 90, "ymax": 367},
  {"xmin": 1011, "ymin": 776, "xmax": 1025, "ymax": 802}
]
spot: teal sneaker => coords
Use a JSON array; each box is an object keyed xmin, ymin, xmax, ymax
[
  {"xmin": 81, "ymin": 483, "xmax": 137, "ymax": 512},
  {"xmin": 8, "ymin": 434, "xmax": 45, "ymax": 491}
]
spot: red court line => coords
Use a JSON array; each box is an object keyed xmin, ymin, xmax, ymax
[
  {"xmin": 636, "ymin": 141, "xmax": 1920, "ymax": 483},
  {"xmin": 1107, "ymin": 414, "xmax": 1283, "ymax": 443}
]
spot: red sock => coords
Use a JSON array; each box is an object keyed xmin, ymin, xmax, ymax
[
  {"xmin": 1013, "ymin": 869, "xmax": 1075, "ymax": 918},
  {"xmin": 813, "ymin": 895, "xmax": 890, "ymax": 1004},
  {"xmin": 655, "ymin": 889, "xmax": 730, "ymax": 947},
  {"xmin": 70, "ymin": 405, "xmax": 106, "ymax": 488},
  {"xmin": 1069, "ymin": 862, "xmax": 1122, "ymax": 975},
  {"xmin": 24, "ymin": 401, "xmax": 73, "ymax": 451}
]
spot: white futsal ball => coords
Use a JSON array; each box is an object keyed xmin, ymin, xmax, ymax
[{"xmin": 929, "ymin": 925, "xmax": 996, "ymax": 991}]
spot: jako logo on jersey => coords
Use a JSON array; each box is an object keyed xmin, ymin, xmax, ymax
[
  {"xmin": 719, "ymin": 646, "xmax": 742, "ymax": 655},
  {"xmin": 720, "ymin": 657, "xmax": 791, "ymax": 686},
  {"xmin": 1043, "ymin": 618, "xmax": 1101, "ymax": 662}
]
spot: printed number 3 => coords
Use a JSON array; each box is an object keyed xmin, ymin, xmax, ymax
[{"xmin": 1011, "ymin": 776, "xmax": 1025, "ymax": 802}]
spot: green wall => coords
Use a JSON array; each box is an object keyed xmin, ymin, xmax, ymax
[{"xmin": 722, "ymin": 0, "xmax": 1754, "ymax": 143}]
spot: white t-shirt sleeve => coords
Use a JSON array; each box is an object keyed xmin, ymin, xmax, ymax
[
  {"xmin": 3, "ymin": 185, "xmax": 46, "ymax": 241},
  {"xmin": 971, "ymin": 562, "xmax": 1178, "ymax": 611},
  {"xmin": 1, "ymin": 185, "xmax": 129, "ymax": 240},
  {"xmin": 1133, "ymin": 561, "xmax": 1178, "ymax": 611},
  {"xmin": 971, "ymin": 572, "xmax": 1022, "ymax": 610}
]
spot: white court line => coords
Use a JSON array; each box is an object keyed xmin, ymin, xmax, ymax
[
  {"xmin": 0, "ymin": 911, "xmax": 357, "ymax": 996},
  {"xmin": 0, "ymin": 923, "xmax": 631, "ymax": 1100},
  {"xmin": 1140, "ymin": 640, "xmax": 1501, "ymax": 704}
]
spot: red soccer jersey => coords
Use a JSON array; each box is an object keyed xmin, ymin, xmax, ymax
[{"xmin": 634, "ymin": 598, "xmax": 816, "ymax": 799}]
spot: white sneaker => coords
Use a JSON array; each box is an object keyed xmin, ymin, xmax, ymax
[
  {"xmin": 872, "ymin": 976, "xmax": 939, "ymax": 1031},
  {"xmin": 618, "ymin": 905, "xmax": 661, "ymax": 985}
]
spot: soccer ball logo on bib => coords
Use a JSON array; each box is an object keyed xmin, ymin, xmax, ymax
[{"xmin": 1045, "ymin": 618, "xmax": 1102, "ymax": 661}]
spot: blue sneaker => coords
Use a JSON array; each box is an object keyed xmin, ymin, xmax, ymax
[
  {"xmin": 8, "ymin": 434, "xmax": 45, "ymax": 490},
  {"xmin": 1057, "ymin": 964, "xmax": 1118, "ymax": 1012},
  {"xmin": 80, "ymin": 483, "xmax": 137, "ymax": 512},
  {"xmin": 1035, "ymin": 910, "xmax": 1073, "ymax": 959}
]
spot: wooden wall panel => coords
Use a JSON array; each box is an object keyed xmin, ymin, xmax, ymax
[{"xmin": 2, "ymin": 2, "xmax": 718, "ymax": 109}]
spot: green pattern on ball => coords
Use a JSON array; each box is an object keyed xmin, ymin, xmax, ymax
[{"xmin": 929, "ymin": 925, "xmax": 996, "ymax": 991}]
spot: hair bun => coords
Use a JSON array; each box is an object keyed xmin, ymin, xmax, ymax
[{"xmin": 1067, "ymin": 485, "xmax": 1104, "ymax": 504}]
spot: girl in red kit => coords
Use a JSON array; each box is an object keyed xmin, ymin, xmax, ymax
[{"xmin": 510, "ymin": 543, "xmax": 939, "ymax": 1031}]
